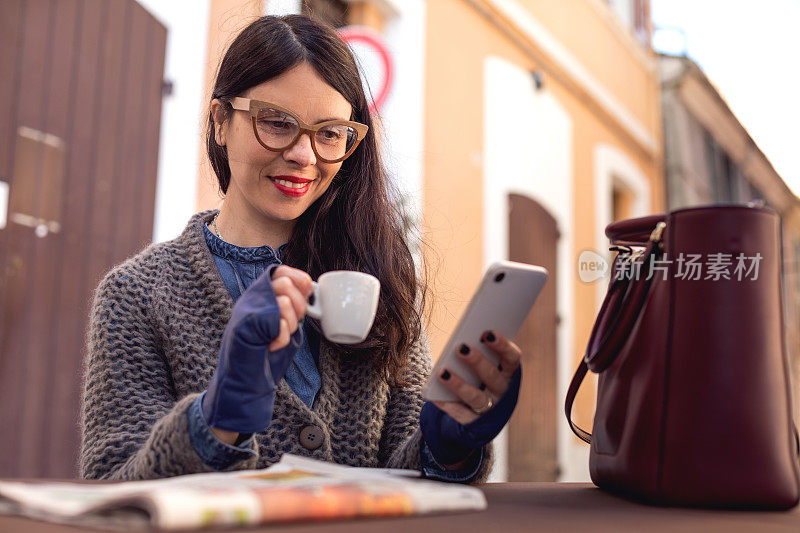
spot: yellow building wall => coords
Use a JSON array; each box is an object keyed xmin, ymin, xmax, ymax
[
  {"xmin": 197, "ymin": 0, "xmax": 267, "ymax": 212},
  {"xmin": 423, "ymin": 0, "xmax": 663, "ymax": 433},
  {"xmin": 421, "ymin": 2, "xmax": 487, "ymax": 349},
  {"xmin": 519, "ymin": 0, "xmax": 661, "ymax": 134}
]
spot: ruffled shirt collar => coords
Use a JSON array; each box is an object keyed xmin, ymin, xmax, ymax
[{"xmin": 202, "ymin": 222, "xmax": 288, "ymax": 264}]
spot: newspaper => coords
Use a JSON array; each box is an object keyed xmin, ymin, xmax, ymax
[{"xmin": 0, "ymin": 454, "xmax": 487, "ymax": 530}]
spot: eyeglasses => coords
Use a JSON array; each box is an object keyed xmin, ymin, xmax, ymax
[{"xmin": 229, "ymin": 97, "xmax": 369, "ymax": 164}]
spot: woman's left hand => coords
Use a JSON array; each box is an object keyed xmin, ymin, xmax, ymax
[
  {"xmin": 419, "ymin": 331, "xmax": 522, "ymax": 468},
  {"xmin": 433, "ymin": 330, "xmax": 522, "ymax": 425}
]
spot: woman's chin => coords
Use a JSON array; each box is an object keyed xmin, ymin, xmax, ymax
[{"xmin": 258, "ymin": 204, "xmax": 308, "ymax": 224}]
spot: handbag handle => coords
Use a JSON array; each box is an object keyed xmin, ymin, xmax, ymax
[
  {"xmin": 587, "ymin": 222, "xmax": 666, "ymax": 372},
  {"xmin": 565, "ymin": 220, "xmax": 666, "ymax": 444}
]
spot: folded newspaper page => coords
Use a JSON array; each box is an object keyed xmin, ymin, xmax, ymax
[{"xmin": 0, "ymin": 454, "xmax": 487, "ymax": 530}]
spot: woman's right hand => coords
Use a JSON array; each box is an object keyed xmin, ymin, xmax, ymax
[
  {"xmin": 268, "ymin": 265, "xmax": 314, "ymax": 351},
  {"xmin": 201, "ymin": 264, "xmax": 314, "ymax": 436}
]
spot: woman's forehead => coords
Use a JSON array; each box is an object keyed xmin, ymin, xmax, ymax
[{"xmin": 245, "ymin": 63, "xmax": 352, "ymax": 122}]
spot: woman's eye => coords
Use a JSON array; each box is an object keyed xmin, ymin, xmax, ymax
[
  {"xmin": 261, "ymin": 119, "xmax": 291, "ymax": 130},
  {"xmin": 318, "ymin": 128, "xmax": 345, "ymax": 142}
]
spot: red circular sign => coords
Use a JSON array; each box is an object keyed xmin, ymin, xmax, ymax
[{"xmin": 338, "ymin": 26, "xmax": 394, "ymax": 113}]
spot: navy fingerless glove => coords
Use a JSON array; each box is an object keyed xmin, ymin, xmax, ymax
[
  {"xmin": 420, "ymin": 367, "xmax": 521, "ymax": 466},
  {"xmin": 202, "ymin": 265, "xmax": 301, "ymax": 433}
]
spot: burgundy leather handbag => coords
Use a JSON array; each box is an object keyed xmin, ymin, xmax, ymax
[{"xmin": 565, "ymin": 204, "xmax": 800, "ymax": 509}]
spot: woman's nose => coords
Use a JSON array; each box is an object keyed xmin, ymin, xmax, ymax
[{"xmin": 282, "ymin": 133, "xmax": 317, "ymax": 166}]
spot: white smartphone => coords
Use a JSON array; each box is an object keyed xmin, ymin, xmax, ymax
[{"xmin": 423, "ymin": 261, "xmax": 548, "ymax": 402}]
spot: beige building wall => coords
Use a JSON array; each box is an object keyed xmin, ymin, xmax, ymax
[
  {"xmin": 197, "ymin": 0, "xmax": 267, "ymax": 213},
  {"xmin": 423, "ymin": 0, "xmax": 663, "ymax": 440},
  {"xmin": 518, "ymin": 0, "xmax": 660, "ymax": 135}
]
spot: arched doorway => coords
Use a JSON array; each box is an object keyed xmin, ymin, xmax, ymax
[{"xmin": 507, "ymin": 193, "xmax": 559, "ymax": 480}]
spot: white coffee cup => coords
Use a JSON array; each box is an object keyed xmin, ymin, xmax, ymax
[{"xmin": 305, "ymin": 271, "xmax": 380, "ymax": 344}]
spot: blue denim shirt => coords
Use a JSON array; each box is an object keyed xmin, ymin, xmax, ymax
[
  {"xmin": 188, "ymin": 221, "xmax": 481, "ymax": 480},
  {"xmin": 187, "ymin": 224, "xmax": 321, "ymax": 468},
  {"xmin": 201, "ymin": 223, "xmax": 322, "ymax": 406}
]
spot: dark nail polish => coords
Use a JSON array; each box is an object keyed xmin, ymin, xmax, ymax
[
  {"xmin": 308, "ymin": 294, "xmax": 315, "ymax": 306},
  {"xmin": 485, "ymin": 331, "xmax": 496, "ymax": 343},
  {"xmin": 459, "ymin": 344, "xmax": 470, "ymax": 355},
  {"xmin": 441, "ymin": 370, "xmax": 451, "ymax": 381}
]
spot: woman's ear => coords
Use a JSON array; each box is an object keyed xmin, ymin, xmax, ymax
[{"xmin": 210, "ymin": 99, "xmax": 227, "ymax": 146}]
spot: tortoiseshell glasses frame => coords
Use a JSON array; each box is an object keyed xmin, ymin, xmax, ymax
[{"xmin": 229, "ymin": 97, "xmax": 369, "ymax": 164}]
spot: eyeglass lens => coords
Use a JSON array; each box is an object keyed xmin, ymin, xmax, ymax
[{"xmin": 255, "ymin": 107, "xmax": 358, "ymax": 161}]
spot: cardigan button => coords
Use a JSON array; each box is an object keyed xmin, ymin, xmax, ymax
[{"xmin": 299, "ymin": 425, "xmax": 323, "ymax": 450}]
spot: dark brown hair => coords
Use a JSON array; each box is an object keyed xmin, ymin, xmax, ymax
[{"xmin": 206, "ymin": 15, "xmax": 425, "ymax": 385}]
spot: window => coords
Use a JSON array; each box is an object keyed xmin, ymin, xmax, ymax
[
  {"xmin": 612, "ymin": 179, "xmax": 634, "ymax": 222},
  {"xmin": 704, "ymin": 130, "xmax": 734, "ymax": 203},
  {"xmin": 605, "ymin": 0, "xmax": 651, "ymax": 45}
]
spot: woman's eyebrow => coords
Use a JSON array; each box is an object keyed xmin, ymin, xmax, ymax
[
  {"xmin": 250, "ymin": 97, "xmax": 351, "ymax": 122},
  {"xmin": 315, "ymin": 115, "xmax": 351, "ymax": 123}
]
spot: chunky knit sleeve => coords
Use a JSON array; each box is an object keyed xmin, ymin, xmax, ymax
[
  {"xmin": 80, "ymin": 265, "xmax": 258, "ymax": 480},
  {"xmin": 378, "ymin": 333, "xmax": 494, "ymax": 483}
]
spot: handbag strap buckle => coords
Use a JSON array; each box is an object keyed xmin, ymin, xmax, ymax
[{"xmin": 649, "ymin": 221, "xmax": 666, "ymax": 248}]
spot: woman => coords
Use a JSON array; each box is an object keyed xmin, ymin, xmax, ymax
[{"xmin": 80, "ymin": 14, "xmax": 521, "ymax": 482}]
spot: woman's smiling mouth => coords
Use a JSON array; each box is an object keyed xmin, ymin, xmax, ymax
[{"xmin": 268, "ymin": 175, "xmax": 313, "ymax": 197}]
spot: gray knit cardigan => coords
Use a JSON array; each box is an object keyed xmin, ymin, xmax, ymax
[{"xmin": 80, "ymin": 209, "xmax": 492, "ymax": 481}]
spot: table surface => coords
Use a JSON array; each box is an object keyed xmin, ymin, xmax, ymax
[{"xmin": 2, "ymin": 482, "xmax": 799, "ymax": 533}]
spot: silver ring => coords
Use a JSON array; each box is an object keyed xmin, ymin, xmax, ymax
[{"xmin": 472, "ymin": 394, "xmax": 494, "ymax": 415}]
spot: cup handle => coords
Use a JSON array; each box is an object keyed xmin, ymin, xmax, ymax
[{"xmin": 306, "ymin": 281, "xmax": 321, "ymax": 319}]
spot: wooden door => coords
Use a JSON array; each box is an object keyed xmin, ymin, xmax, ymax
[
  {"xmin": 0, "ymin": 0, "xmax": 166, "ymax": 478},
  {"xmin": 507, "ymin": 193, "xmax": 559, "ymax": 480}
]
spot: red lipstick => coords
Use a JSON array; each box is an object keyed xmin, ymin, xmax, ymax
[{"xmin": 269, "ymin": 175, "xmax": 313, "ymax": 197}]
